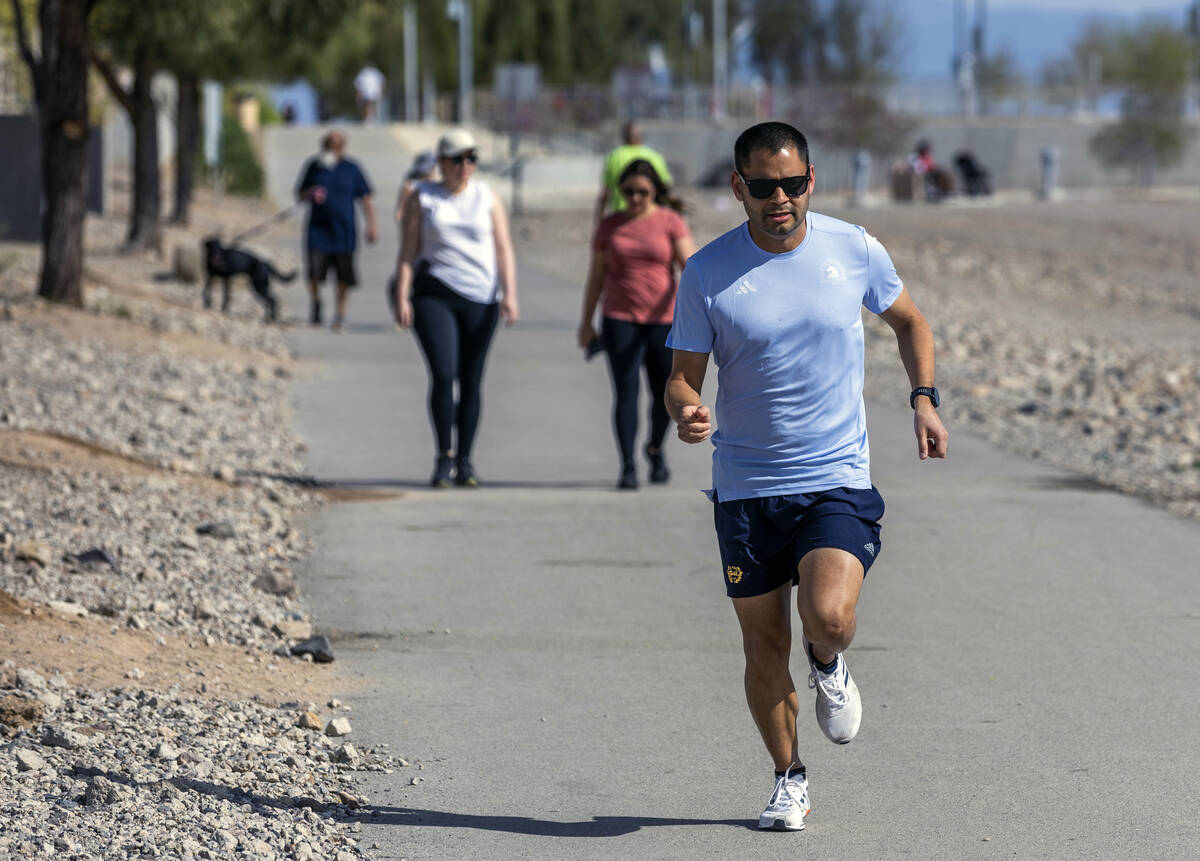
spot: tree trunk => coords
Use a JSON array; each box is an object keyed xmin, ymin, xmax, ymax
[
  {"xmin": 28, "ymin": 0, "xmax": 92, "ymax": 307},
  {"xmin": 126, "ymin": 47, "xmax": 161, "ymax": 250},
  {"xmin": 171, "ymin": 72, "xmax": 199, "ymax": 224}
]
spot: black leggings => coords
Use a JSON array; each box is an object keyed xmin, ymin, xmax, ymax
[
  {"xmin": 601, "ymin": 316, "xmax": 673, "ymax": 469},
  {"xmin": 412, "ymin": 272, "xmax": 500, "ymax": 460}
]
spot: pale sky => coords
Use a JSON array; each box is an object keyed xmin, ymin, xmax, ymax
[
  {"xmin": 986, "ymin": 0, "xmax": 1181, "ymax": 9},
  {"xmin": 895, "ymin": 0, "xmax": 1191, "ymax": 78}
]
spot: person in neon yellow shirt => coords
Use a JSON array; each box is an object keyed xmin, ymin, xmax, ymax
[{"xmin": 595, "ymin": 121, "xmax": 673, "ymax": 225}]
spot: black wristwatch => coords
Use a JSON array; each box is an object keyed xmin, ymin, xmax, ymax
[{"xmin": 909, "ymin": 386, "xmax": 940, "ymax": 409}]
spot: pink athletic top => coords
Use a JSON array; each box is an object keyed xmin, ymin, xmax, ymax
[{"xmin": 593, "ymin": 207, "xmax": 690, "ymax": 325}]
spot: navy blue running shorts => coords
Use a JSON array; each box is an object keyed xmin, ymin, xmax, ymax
[{"xmin": 713, "ymin": 486, "xmax": 885, "ymax": 598}]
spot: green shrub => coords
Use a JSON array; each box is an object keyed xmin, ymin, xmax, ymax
[{"xmin": 219, "ymin": 113, "xmax": 265, "ymax": 197}]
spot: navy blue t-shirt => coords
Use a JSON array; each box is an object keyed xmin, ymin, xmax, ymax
[{"xmin": 296, "ymin": 158, "xmax": 372, "ymax": 253}]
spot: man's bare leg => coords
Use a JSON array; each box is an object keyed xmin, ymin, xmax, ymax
[
  {"xmin": 795, "ymin": 548, "xmax": 864, "ymax": 664},
  {"xmin": 795, "ymin": 547, "xmax": 865, "ymax": 744},
  {"xmin": 333, "ymin": 282, "xmax": 349, "ymax": 330},
  {"xmin": 308, "ymin": 279, "xmax": 322, "ymax": 326},
  {"xmin": 732, "ymin": 583, "xmax": 803, "ymax": 772}
]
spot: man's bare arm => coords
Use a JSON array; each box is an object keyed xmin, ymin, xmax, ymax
[
  {"xmin": 361, "ymin": 195, "xmax": 377, "ymax": 244},
  {"xmin": 666, "ymin": 349, "xmax": 713, "ymax": 444},
  {"xmin": 879, "ymin": 290, "xmax": 949, "ymax": 460}
]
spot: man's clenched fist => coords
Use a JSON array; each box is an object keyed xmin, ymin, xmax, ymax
[{"xmin": 677, "ymin": 404, "xmax": 712, "ymax": 444}]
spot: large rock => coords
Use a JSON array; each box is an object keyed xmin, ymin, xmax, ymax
[
  {"xmin": 196, "ymin": 520, "xmax": 236, "ymax": 539},
  {"xmin": 15, "ymin": 749, "xmax": 46, "ymax": 772},
  {"xmin": 67, "ymin": 547, "xmax": 119, "ymax": 570},
  {"xmin": 15, "ymin": 540, "xmax": 52, "ymax": 567},
  {"xmin": 333, "ymin": 743, "xmax": 359, "ymax": 764},
  {"xmin": 48, "ymin": 600, "xmax": 89, "ymax": 618},
  {"xmin": 272, "ymin": 619, "xmax": 313, "ymax": 641},
  {"xmin": 83, "ymin": 774, "xmax": 127, "ymax": 806},
  {"xmin": 290, "ymin": 636, "xmax": 334, "ymax": 663},
  {"xmin": 174, "ymin": 243, "xmax": 203, "ymax": 284},
  {"xmin": 0, "ymin": 694, "xmax": 45, "ymax": 732},
  {"xmin": 253, "ymin": 569, "xmax": 297, "ymax": 596},
  {"xmin": 296, "ymin": 711, "xmax": 322, "ymax": 731},
  {"xmin": 42, "ymin": 724, "xmax": 88, "ymax": 749},
  {"xmin": 16, "ymin": 668, "xmax": 46, "ymax": 691}
]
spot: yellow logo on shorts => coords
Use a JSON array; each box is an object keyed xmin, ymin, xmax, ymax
[{"xmin": 726, "ymin": 565, "xmax": 744, "ymax": 584}]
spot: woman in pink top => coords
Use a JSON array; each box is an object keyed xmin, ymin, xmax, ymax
[{"xmin": 578, "ymin": 160, "xmax": 696, "ymax": 489}]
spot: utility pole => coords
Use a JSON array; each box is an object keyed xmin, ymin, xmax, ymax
[
  {"xmin": 1186, "ymin": 1, "xmax": 1199, "ymax": 117},
  {"xmin": 447, "ymin": 0, "xmax": 473, "ymax": 125},
  {"xmin": 971, "ymin": 0, "xmax": 985, "ymax": 62},
  {"xmin": 404, "ymin": 1, "xmax": 418, "ymax": 123},
  {"xmin": 972, "ymin": 0, "xmax": 986, "ymax": 113},
  {"xmin": 712, "ymin": 0, "xmax": 727, "ymax": 121}
]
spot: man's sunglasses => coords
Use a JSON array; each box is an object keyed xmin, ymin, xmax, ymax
[
  {"xmin": 447, "ymin": 151, "xmax": 478, "ymax": 165},
  {"xmin": 736, "ymin": 170, "xmax": 811, "ymax": 199},
  {"xmin": 619, "ymin": 186, "xmax": 652, "ymax": 198}
]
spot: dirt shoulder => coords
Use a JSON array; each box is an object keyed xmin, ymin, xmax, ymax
[{"xmin": 1, "ymin": 187, "xmax": 346, "ymax": 704}]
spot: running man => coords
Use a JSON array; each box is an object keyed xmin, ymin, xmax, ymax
[{"xmin": 665, "ymin": 122, "xmax": 948, "ymax": 831}]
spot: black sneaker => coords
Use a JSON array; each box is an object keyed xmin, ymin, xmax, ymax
[
  {"xmin": 430, "ymin": 454, "xmax": 453, "ymax": 488},
  {"xmin": 618, "ymin": 466, "xmax": 639, "ymax": 490},
  {"xmin": 309, "ymin": 299, "xmax": 323, "ymax": 326},
  {"xmin": 454, "ymin": 459, "xmax": 479, "ymax": 488},
  {"xmin": 645, "ymin": 444, "xmax": 670, "ymax": 484}
]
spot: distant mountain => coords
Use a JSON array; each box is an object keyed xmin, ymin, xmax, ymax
[{"xmin": 894, "ymin": 0, "xmax": 1188, "ymax": 81}]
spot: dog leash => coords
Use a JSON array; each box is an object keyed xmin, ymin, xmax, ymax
[{"xmin": 228, "ymin": 204, "xmax": 300, "ymax": 246}]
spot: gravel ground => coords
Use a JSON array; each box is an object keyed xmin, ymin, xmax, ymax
[
  {"xmin": 0, "ymin": 191, "xmax": 403, "ymax": 859},
  {"xmin": 517, "ymin": 192, "xmax": 1200, "ymax": 520}
]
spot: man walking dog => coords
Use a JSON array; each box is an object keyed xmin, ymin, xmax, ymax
[
  {"xmin": 295, "ymin": 130, "xmax": 377, "ymax": 331},
  {"xmin": 665, "ymin": 121, "xmax": 948, "ymax": 831}
]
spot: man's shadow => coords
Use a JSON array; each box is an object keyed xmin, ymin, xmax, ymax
[
  {"xmin": 360, "ymin": 805, "xmax": 755, "ymax": 836},
  {"xmin": 71, "ymin": 767, "xmax": 755, "ymax": 836}
]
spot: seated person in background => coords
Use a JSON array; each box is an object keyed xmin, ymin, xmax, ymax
[
  {"xmin": 909, "ymin": 140, "xmax": 954, "ymax": 201},
  {"xmin": 953, "ymin": 150, "xmax": 992, "ymax": 196}
]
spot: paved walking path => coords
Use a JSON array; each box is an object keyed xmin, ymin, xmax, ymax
[{"xmin": 273, "ymin": 130, "xmax": 1200, "ymax": 859}]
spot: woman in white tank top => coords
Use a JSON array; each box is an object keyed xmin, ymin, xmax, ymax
[{"xmin": 393, "ymin": 129, "xmax": 519, "ymax": 488}]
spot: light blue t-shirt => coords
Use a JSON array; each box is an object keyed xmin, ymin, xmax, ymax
[{"xmin": 666, "ymin": 211, "xmax": 904, "ymax": 501}]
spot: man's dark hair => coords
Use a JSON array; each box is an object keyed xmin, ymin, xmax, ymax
[{"xmin": 733, "ymin": 122, "xmax": 809, "ymax": 174}]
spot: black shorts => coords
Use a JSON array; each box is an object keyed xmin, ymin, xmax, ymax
[
  {"xmin": 307, "ymin": 250, "xmax": 358, "ymax": 287},
  {"xmin": 713, "ymin": 486, "xmax": 885, "ymax": 598}
]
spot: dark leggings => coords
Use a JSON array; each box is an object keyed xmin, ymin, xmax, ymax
[
  {"xmin": 412, "ymin": 272, "xmax": 500, "ymax": 460},
  {"xmin": 601, "ymin": 316, "xmax": 673, "ymax": 470}
]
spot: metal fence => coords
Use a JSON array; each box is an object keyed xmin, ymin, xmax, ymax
[{"xmin": 456, "ymin": 79, "xmax": 1189, "ymax": 146}]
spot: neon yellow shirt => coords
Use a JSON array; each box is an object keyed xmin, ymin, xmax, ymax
[{"xmin": 602, "ymin": 144, "xmax": 673, "ymax": 211}]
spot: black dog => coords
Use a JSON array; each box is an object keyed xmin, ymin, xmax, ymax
[{"xmin": 202, "ymin": 237, "xmax": 296, "ymax": 322}]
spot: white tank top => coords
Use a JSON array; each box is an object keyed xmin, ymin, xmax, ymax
[{"xmin": 416, "ymin": 179, "xmax": 498, "ymax": 303}]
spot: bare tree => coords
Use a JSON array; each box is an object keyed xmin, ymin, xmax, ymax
[
  {"xmin": 752, "ymin": 0, "xmax": 912, "ymax": 155},
  {"xmin": 91, "ymin": 40, "xmax": 161, "ymax": 250},
  {"xmin": 10, "ymin": 0, "xmax": 97, "ymax": 306}
]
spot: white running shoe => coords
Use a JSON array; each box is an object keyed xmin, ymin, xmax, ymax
[
  {"xmin": 758, "ymin": 767, "xmax": 810, "ymax": 831},
  {"xmin": 804, "ymin": 638, "xmax": 862, "ymax": 744}
]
